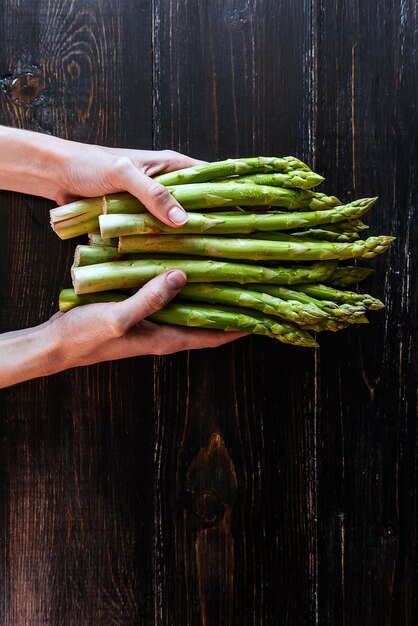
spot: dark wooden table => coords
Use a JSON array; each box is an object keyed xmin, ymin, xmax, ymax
[{"xmin": 0, "ymin": 1, "xmax": 416, "ymax": 624}]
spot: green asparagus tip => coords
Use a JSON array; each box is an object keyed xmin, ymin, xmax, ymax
[
  {"xmin": 358, "ymin": 317, "xmax": 370, "ymax": 324},
  {"xmin": 369, "ymin": 299, "xmax": 385, "ymax": 310}
]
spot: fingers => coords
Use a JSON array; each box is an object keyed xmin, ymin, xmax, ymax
[
  {"xmin": 153, "ymin": 326, "xmax": 249, "ymax": 353},
  {"xmin": 106, "ymin": 148, "xmax": 205, "ymax": 175},
  {"xmin": 107, "ymin": 270, "xmax": 187, "ymax": 335},
  {"xmin": 116, "ymin": 159, "xmax": 189, "ymax": 226},
  {"xmin": 153, "ymin": 149, "xmax": 206, "ymax": 173},
  {"xmin": 115, "ymin": 320, "xmax": 248, "ymax": 357}
]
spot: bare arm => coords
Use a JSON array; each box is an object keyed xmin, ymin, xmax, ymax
[{"xmin": 0, "ymin": 270, "xmax": 245, "ymax": 389}]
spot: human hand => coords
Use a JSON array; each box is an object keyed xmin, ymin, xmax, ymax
[
  {"xmin": 54, "ymin": 143, "xmax": 203, "ymax": 227},
  {"xmin": 51, "ymin": 270, "xmax": 247, "ymax": 369},
  {"xmin": 0, "ymin": 269, "xmax": 247, "ymax": 388},
  {"xmin": 0, "ymin": 127, "xmax": 202, "ymax": 226}
]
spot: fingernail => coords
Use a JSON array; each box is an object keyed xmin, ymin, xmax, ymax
[
  {"xmin": 166, "ymin": 270, "xmax": 187, "ymax": 289},
  {"xmin": 168, "ymin": 206, "xmax": 189, "ymax": 225}
]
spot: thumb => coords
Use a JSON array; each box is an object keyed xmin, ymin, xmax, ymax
[
  {"xmin": 119, "ymin": 163, "xmax": 189, "ymax": 227},
  {"xmin": 110, "ymin": 270, "xmax": 187, "ymax": 333}
]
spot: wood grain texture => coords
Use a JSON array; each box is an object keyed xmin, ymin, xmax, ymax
[
  {"xmin": 313, "ymin": 1, "xmax": 418, "ymax": 623},
  {"xmin": 153, "ymin": 2, "xmax": 320, "ymax": 624},
  {"xmin": 0, "ymin": 1, "xmax": 155, "ymax": 625},
  {"xmin": 0, "ymin": 1, "xmax": 416, "ymax": 625}
]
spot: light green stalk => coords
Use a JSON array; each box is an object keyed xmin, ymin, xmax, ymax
[
  {"xmin": 248, "ymin": 284, "xmax": 366, "ymax": 322},
  {"xmin": 49, "ymin": 194, "xmax": 146, "ymax": 240},
  {"xmin": 290, "ymin": 218, "xmax": 370, "ymax": 242},
  {"xmin": 59, "ymin": 285, "xmax": 320, "ymax": 346},
  {"xmin": 118, "ymin": 233, "xmax": 395, "ymax": 262},
  {"xmin": 147, "ymin": 302, "xmax": 318, "ymax": 347},
  {"xmin": 88, "ymin": 232, "xmax": 119, "ymax": 247},
  {"xmin": 303, "ymin": 318, "xmax": 371, "ymax": 332},
  {"xmin": 103, "ymin": 192, "xmax": 147, "ymax": 214},
  {"xmin": 99, "ymin": 198, "xmax": 376, "ymax": 238},
  {"xmin": 52, "ymin": 182, "xmax": 340, "ymax": 236},
  {"xmin": 71, "ymin": 259, "xmax": 338, "ymax": 294},
  {"xmin": 293, "ymin": 283, "xmax": 384, "ymax": 309},
  {"xmin": 74, "ymin": 247, "xmax": 205, "ymax": 268},
  {"xmin": 176, "ymin": 283, "xmax": 327, "ymax": 325},
  {"xmin": 59, "ymin": 289, "xmax": 128, "ymax": 312},
  {"xmin": 58, "ymin": 287, "xmax": 366, "ymax": 334},
  {"xmin": 165, "ymin": 183, "xmax": 341, "ymax": 211},
  {"xmin": 311, "ymin": 219, "xmax": 369, "ymax": 233},
  {"xmin": 59, "ymin": 283, "xmax": 326, "ymax": 326},
  {"xmin": 103, "ymin": 185, "xmax": 341, "ymax": 214},
  {"xmin": 328, "ymin": 266, "xmax": 375, "ymax": 287},
  {"xmin": 153, "ymin": 156, "xmax": 313, "ymax": 186},
  {"xmin": 289, "ymin": 228, "xmax": 360, "ymax": 242},
  {"xmin": 74, "ymin": 245, "xmax": 138, "ymax": 267},
  {"xmin": 50, "ymin": 196, "xmax": 103, "ymax": 223},
  {"xmin": 218, "ymin": 170, "xmax": 324, "ymax": 189}
]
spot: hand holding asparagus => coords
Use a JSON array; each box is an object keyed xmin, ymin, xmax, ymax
[{"xmin": 51, "ymin": 155, "xmax": 394, "ymax": 348}]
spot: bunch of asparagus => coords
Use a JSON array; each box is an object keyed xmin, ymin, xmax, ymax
[{"xmin": 51, "ymin": 156, "xmax": 394, "ymax": 348}]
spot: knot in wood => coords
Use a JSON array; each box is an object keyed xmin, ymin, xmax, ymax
[
  {"xmin": 186, "ymin": 433, "xmax": 238, "ymax": 525},
  {"xmin": 193, "ymin": 490, "xmax": 226, "ymax": 524},
  {"xmin": 5, "ymin": 71, "xmax": 44, "ymax": 105}
]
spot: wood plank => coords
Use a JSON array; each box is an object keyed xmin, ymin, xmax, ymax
[
  {"xmin": 313, "ymin": 1, "xmax": 418, "ymax": 624},
  {"xmin": 0, "ymin": 0, "xmax": 416, "ymax": 623},
  {"xmin": 152, "ymin": 1, "xmax": 318, "ymax": 623},
  {"xmin": 0, "ymin": 1, "xmax": 154, "ymax": 624}
]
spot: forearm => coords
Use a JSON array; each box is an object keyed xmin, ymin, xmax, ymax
[
  {"xmin": 0, "ymin": 126, "xmax": 68, "ymax": 201},
  {"xmin": 0, "ymin": 324, "xmax": 61, "ymax": 388}
]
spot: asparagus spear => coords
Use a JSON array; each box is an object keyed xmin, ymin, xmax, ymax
[
  {"xmin": 99, "ymin": 198, "xmax": 376, "ymax": 238},
  {"xmin": 51, "ymin": 212, "xmax": 105, "ymax": 240},
  {"xmin": 328, "ymin": 266, "xmax": 375, "ymax": 287},
  {"xmin": 218, "ymin": 170, "xmax": 324, "ymax": 189},
  {"xmin": 50, "ymin": 196, "xmax": 103, "ymax": 223},
  {"xmin": 52, "ymin": 178, "xmax": 337, "ymax": 231},
  {"xmin": 71, "ymin": 259, "xmax": 338, "ymax": 294},
  {"xmin": 102, "ymin": 185, "xmax": 341, "ymax": 214},
  {"xmin": 176, "ymin": 283, "xmax": 327, "ymax": 325},
  {"xmin": 303, "ymin": 316, "xmax": 369, "ymax": 332},
  {"xmin": 288, "ymin": 228, "xmax": 360, "ymax": 242},
  {"xmin": 103, "ymin": 192, "xmax": 147, "ymax": 214},
  {"xmin": 50, "ymin": 186, "xmax": 340, "ymax": 239},
  {"xmin": 291, "ymin": 218, "xmax": 369, "ymax": 242},
  {"xmin": 59, "ymin": 287, "xmax": 367, "ymax": 331},
  {"xmin": 88, "ymin": 232, "xmax": 119, "ymax": 247},
  {"xmin": 293, "ymin": 283, "xmax": 384, "ymax": 309},
  {"xmin": 75, "ymin": 245, "xmax": 127, "ymax": 266},
  {"xmin": 50, "ymin": 194, "xmax": 146, "ymax": 240},
  {"xmin": 118, "ymin": 233, "xmax": 395, "ymax": 262},
  {"xmin": 248, "ymin": 284, "xmax": 366, "ymax": 322},
  {"xmin": 147, "ymin": 302, "xmax": 318, "ymax": 347},
  {"xmin": 59, "ymin": 283, "xmax": 326, "ymax": 326},
  {"xmin": 60, "ymin": 289, "xmax": 318, "ymax": 348},
  {"xmin": 51, "ymin": 156, "xmax": 319, "ymax": 226},
  {"xmin": 166, "ymin": 183, "xmax": 341, "ymax": 211},
  {"xmin": 311, "ymin": 219, "xmax": 369, "ymax": 233},
  {"xmin": 74, "ymin": 246, "xmax": 264, "ymax": 268},
  {"xmin": 58, "ymin": 289, "xmax": 317, "ymax": 346},
  {"xmin": 153, "ymin": 156, "xmax": 313, "ymax": 186},
  {"xmin": 59, "ymin": 289, "xmax": 128, "ymax": 312},
  {"xmin": 73, "ymin": 246, "xmax": 202, "ymax": 267}
]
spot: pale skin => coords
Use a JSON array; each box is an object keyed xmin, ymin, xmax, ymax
[{"xmin": 0, "ymin": 127, "xmax": 246, "ymax": 388}]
